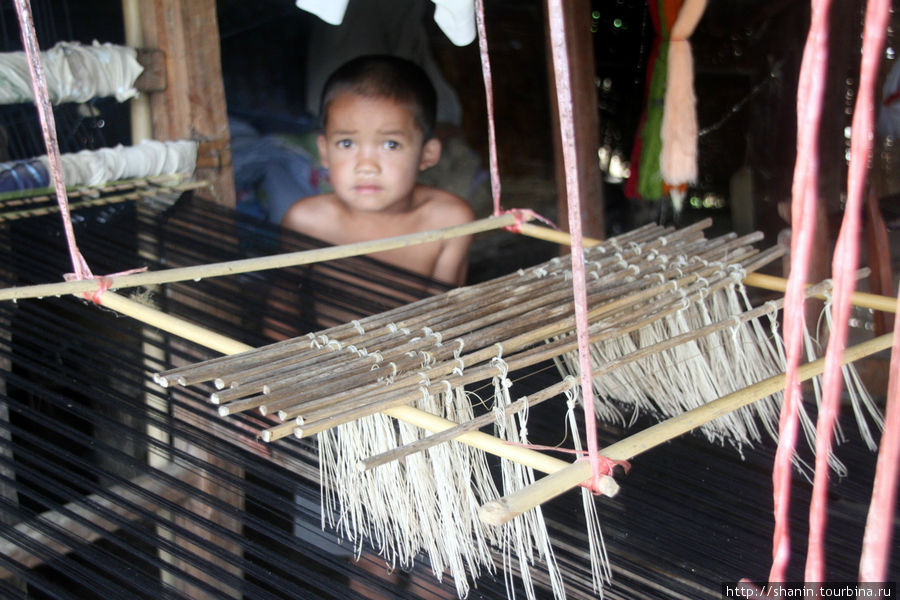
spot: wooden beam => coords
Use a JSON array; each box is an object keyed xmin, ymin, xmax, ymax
[
  {"xmin": 544, "ymin": 0, "xmax": 604, "ymax": 241},
  {"xmin": 134, "ymin": 48, "xmax": 167, "ymax": 93},
  {"xmin": 137, "ymin": 0, "xmax": 234, "ymax": 208}
]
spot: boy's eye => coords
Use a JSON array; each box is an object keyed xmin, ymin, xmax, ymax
[
  {"xmin": 336, "ymin": 139, "xmax": 353, "ymax": 149},
  {"xmin": 383, "ymin": 140, "xmax": 401, "ymax": 150}
]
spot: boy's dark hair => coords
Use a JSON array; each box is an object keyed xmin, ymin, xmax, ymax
[{"xmin": 319, "ymin": 55, "xmax": 438, "ymax": 141}]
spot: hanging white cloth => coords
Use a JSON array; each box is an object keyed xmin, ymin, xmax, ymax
[{"xmin": 295, "ymin": 0, "xmax": 476, "ymax": 46}]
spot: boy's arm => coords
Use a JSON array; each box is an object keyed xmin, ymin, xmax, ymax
[
  {"xmin": 430, "ymin": 198, "xmax": 476, "ymax": 287},
  {"xmin": 433, "ymin": 233, "xmax": 472, "ymax": 287}
]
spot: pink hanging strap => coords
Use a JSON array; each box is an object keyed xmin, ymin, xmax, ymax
[
  {"xmin": 767, "ymin": 0, "xmax": 832, "ymax": 584},
  {"xmin": 804, "ymin": 0, "xmax": 889, "ymax": 583},
  {"xmin": 14, "ymin": 0, "xmax": 149, "ymax": 304},
  {"xmin": 544, "ymin": 0, "xmax": 608, "ymax": 495},
  {"xmin": 474, "ymin": 0, "xmax": 501, "ymax": 217},
  {"xmin": 475, "ymin": 0, "xmax": 557, "ymax": 235},
  {"xmin": 14, "ymin": 0, "xmax": 92, "ymax": 283}
]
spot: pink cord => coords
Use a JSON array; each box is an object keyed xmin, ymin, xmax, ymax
[
  {"xmin": 769, "ymin": 0, "xmax": 832, "ymax": 583},
  {"xmin": 13, "ymin": 0, "xmax": 92, "ymax": 283},
  {"xmin": 13, "ymin": 0, "xmax": 152, "ymax": 303},
  {"xmin": 544, "ymin": 0, "xmax": 607, "ymax": 495},
  {"xmin": 855, "ymin": 1, "xmax": 897, "ymax": 582},
  {"xmin": 859, "ymin": 294, "xmax": 900, "ymax": 582},
  {"xmin": 805, "ymin": 0, "xmax": 889, "ymax": 582},
  {"xmin": 474, "ymin": 0, "xmax": 502, "ymax": 216}
]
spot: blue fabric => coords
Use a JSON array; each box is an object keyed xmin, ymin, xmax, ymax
[
  {"xmin": 230, "ymin": 117, "xmax": 327, "ymax": 225},
  {"xmin": 0, "ymin": 159, "xmax": 49, "ymax": 193}
]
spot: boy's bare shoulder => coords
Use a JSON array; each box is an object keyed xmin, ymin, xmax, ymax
[
  {"xmin": 416, "ymin": 185, "xmax": 475, "ymax": 225},
  {"xmin": 281, "ymin": 193, "xmax": 340, "ymax": 230}
]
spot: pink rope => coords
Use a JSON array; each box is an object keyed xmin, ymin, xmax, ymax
[
  {"xmin": 805, "ymin": 0, "xmax": 889, "ymax": 582},
  {"xmin": 474, "ymin": 1, "xmax": 560, "ymax": 238},
  {"xmin": 474, "ymin": 0, "xmax": 502, "ymax": 216},
  {"xmin": 544, "ymin": 0, "xmax": 606, "ymax": 494},
  {"xmin": 13, "ymin": 0, "xmax": 92, "ymax": 282},
  {"xmin": 859, "ymin": 293, "xmax": 900, "ymax": 582},
  {"xmin": 768, "ymin": 0, "xmax": 832, "ymax": 584}
]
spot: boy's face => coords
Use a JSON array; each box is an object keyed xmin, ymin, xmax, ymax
[{"xmin": 317, "ymin": 93, "xmax": 440, "ymax": 213}]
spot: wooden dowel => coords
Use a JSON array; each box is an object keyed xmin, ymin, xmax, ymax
[
  {"xmin": 100, "ymin": 292, "xmax": 253, "ymax": 356},
  {"xmin": 358, "ymin": 377, "xmax": 577, "ymax": 472},
  {"xmin": 155, "ymin": 219, "xmax": 749, "ymax": 389},
  {"xmin": 93, "ymin": 289, "xmax": 607, "ymax": 487},
  {"xmin": 0, "ymin": 214, "xmax": 521, "ymax": 302},
  {"xmin": 217, "ymin": 394, "xmax": 268, "ymax": 417},
  {"xmin": 376, "ymin": 407, "xmax": 618, "ymax": 497},
  {"xmin": 520, "ymin": 223, "xmax": 896, "ymax": 315},
  {"xmin": 742, "ymin": 271, "xmax": 896, "ymax": 314},
  {"xmin": 157, "ymin": 251, "xmax": 564, "ymax": 386},
  {"xmin": 478, "ymin": 332, "xmax": 895, "ymax": 527}
]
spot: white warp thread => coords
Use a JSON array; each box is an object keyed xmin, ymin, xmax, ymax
[
  {"xmin": 35, "ymin": 140, "xmax": 198, "ymax": 187},
  {"xmin": 0, "ymin": 40, "xmax": 143, "ymax": 105}
]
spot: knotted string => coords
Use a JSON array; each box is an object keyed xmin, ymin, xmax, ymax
[{"xmin": 502, "ymin": 441, "xmax": 630, "ymax": 495}]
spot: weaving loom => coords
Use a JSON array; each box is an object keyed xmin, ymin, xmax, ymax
[
  {"xmin": 1, "ymin": 196, "xmax": 895, "ymax": 600},
  {"xmin": 1, "ymin": 0, "xmax": 898, "ymax": 598}
]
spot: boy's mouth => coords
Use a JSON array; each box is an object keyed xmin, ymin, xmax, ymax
[{"xmin": 353, "ymin": 184, "xmax": 382, "ymax": 194}]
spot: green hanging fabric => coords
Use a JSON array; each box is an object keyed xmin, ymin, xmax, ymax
[{"xmin": 626, "ymin": 0, "xmax": 682, "ymax": 201}]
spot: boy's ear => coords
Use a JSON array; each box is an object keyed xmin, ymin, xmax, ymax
[
  {"xmin": 419, "ymin": 138, "xmax": 442, "ymax": 171},
  {"xmin": 316, "ymin": 134, "xmax": 329, "ymax": 168}
]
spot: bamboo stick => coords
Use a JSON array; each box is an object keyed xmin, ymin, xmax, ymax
[
  {"xmin": 742, "ymin": 272, "xmax": 896, "ymax": 314},
  {"xmin": 0, "ymin": 214, "xmax": 522, "ymax": 302},
  {"xmin": 377, "ymin": 407, "xmax": 619, "ymax": 497},
  {"xmin": 478, "ymin": 332, "xmax": 895, "ymax": 527},
  {"xmin": 100, "ymin": 292, "xmax": 253, "ymax": 356},
  {"xmin": 154, "ymin": 218, "xmax": 722, "ymax": 389},
  {"xmin": 358, "ymin": 377, "xmax": 577, "ymax": 472},
  {"xmin": 93, "ymin": 290, "xmax": 614, "ymax": 491},
  {"xmin": 275, "ymin": 251, "xmax": 774, "ymax": 429},
  {"xmin": 156, "ymin": 246, "xmax": 577, "ymax": 387},
  {"xmin": 519, "ymin": 223, "xmax": 897, "ymax": 315}
]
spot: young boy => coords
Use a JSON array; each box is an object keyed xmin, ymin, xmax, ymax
[{"xmin": 280, "ymin": 55, "xmax": 475, "ymax": 287}]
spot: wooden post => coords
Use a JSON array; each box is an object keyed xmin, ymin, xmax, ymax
[
  {"xmin": 132, "ymin": 5, "xmax": 240, "ymax": 595},
  {"xmin": 544, "ymin": 0, "xmax": 604, "ymax": 241},
  {"xmin": 137, "ymin": 0, "xmax": 234, "ymax": 207}
]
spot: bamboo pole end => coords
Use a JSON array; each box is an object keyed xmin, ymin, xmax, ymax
[
  {"xmin": 479, "ymin": 499, "xmax": 516, "ymax": 527},
  {"xmin": 595, "ymin": 475, "xmax": 620, "ymax": 497}
]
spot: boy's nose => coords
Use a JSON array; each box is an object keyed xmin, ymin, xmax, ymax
[{"xmin": 355, "ymin": 152, "xmax": 380, "ymax": 175}]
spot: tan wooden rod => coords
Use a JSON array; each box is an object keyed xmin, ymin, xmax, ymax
[{"xmin": 478, "ymin": 332, "xmax": 894, "ymax": 527}]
